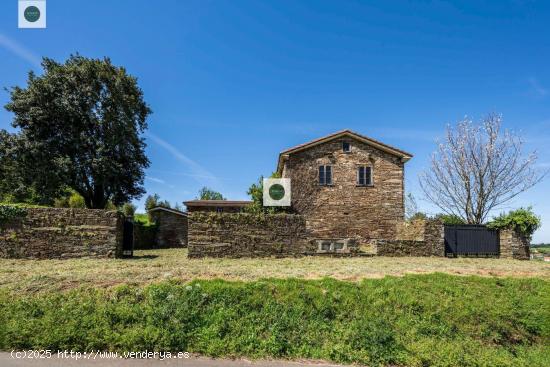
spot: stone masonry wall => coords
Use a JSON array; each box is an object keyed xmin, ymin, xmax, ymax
[
  {"xmin": 0, "ymin": 208, "xmax": 123, "ymax": 259},
  {"xmin": 377, "ymin": 219, "xmax": 444, "ymax": 257},
  {"xmin": 425, "ymin": 220, "xmax": 445, "ymax": 257},
  {"xmin": 188, "ymin": 213, "xmax": 315, "ymax": 258},
  {"xmin": 395, "ymin": 219, "xmax": 426, "ymax": 241},
  {"xmin": 282, "ymin": 137, "xmax": 405, "ymax": 246},
  {"xmin": 500, "ymin": 229, "xmax": 530, "ymax": 260}
]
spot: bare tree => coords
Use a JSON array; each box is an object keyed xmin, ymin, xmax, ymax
[
  {"xmin": 404, "ymin": 193, "xmax": 419, "ymax": 220},
  {"xmin": 419, "ymin": 113, "xmax": 546, "ymax": 224}
]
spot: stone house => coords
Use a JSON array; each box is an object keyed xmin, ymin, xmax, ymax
[{"xmin": 277, "ymin": 129, "xmax": 413, "ymax": 249}]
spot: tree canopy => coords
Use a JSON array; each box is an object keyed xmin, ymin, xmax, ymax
[
  {"xmin": 244, "ymin": 172, "xmax": 287, "ymax": 214},
  {"xmin": 197, "ymin": 187, "xmax": 225, "ymax": 200},
  {"xmin": 2, "ymin": 55, "xmax": 151, "ymax": 208}
]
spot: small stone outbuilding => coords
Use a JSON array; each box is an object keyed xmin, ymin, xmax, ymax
[
  {"xmin": 184, "ymin": 200, "xmax": 252, "ymax": 213},
  {"xmin": 149, "ymin": 207, "xmax": 188, "ymax": 248}
]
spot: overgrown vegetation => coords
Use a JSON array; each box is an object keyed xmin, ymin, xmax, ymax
[
  {"xmin": 0, "ymin": 204, "xmax": 28, "ymax": 224},
  {"xmin": 0, "ymin": 275, "xmax": 548, "ymax": 366},
  {"xmin": 433, "ymin": 213, "xmax": 466, "ymax": 225},
  {"xmin": 488, "ymin": 207, "xmax": 541, "ymax": 237},
  {"xmin": 133, "ymin": 213, "xmax": 152, "ymax": 226}
]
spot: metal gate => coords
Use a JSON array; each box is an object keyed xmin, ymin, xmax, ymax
[
  {"xmin": 122, "ymin": 219, "xmax": 134, "ymax": 258},
  {"xmin": 444, "ymin": 225, "xmax": 499, "ymax": 257}
]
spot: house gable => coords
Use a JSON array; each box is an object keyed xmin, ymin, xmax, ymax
[{"xmin": 277, "ymin": 129, "xmax": 412, "ymax": 174}]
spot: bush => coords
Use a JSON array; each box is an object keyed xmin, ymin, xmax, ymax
[
  {"xmin": 0, "ymin": 275, "xmax": 549, "ymax": 366},
  {"xmin": 121, "ymin": 203, "xmax": 137, "ymax": 217},
  {"xmin": 0, "ymin": 204, "xmax": 27, "ymax": 224},
  {"xmin": 134, "ymin": 213, "xmax": 151, "ymax": 226},
  {"xmin": 68, "ymin": 192, "xmax": 86, "ymax": 208},
  {"xmin": 53, "ymin": 189, "xmax": 86, "ymax": 208},
  {"xmin": 488, "ymin": 207, "xmax": 541, "ymax": 237},
  {"xmin": 433, "ymin": 213, "xmax": 466, "ymax": 225},
  {"xmin": 409, "ymin": 212, "xmax": 428, "ymax": 221}
]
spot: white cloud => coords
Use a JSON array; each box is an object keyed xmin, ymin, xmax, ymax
[
  {"xmin": 527, "ymin": 77, "xmax": 548, "ymax": 97},
  {"xmin": 147, "ymin": 132, "xmax": 219, "ymax": 185},
  {"xmin": 0, "ymin": 33, "xmax": 41, "ymax": 69},
  {"xmin": 146, "ymin": 176, "xmax": 166, "ymax": 184}
]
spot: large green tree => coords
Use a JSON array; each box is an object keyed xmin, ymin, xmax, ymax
[
  {"xmin": 0, "ymin": 130, "xmax": 32, "ymax": 203},
  {"xmin": 197, "ymin": 187, "xmax": 225, "ymax": 200},
  {"xmin": 4, "ymin": 55, "xmax": 152, "ymax": 208}
]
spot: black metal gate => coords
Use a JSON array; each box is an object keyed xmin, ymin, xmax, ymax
[
  {"xmin": 122, "ymin": 219, "xmax": 134, "ymax": 258},
  {"xmin": 444, "ymin": 225, "xmax": 499, "ymax": 257}
]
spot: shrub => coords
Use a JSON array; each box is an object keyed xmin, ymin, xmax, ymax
[
  {"xmin": 409, "ymin": 212, "xmax": 428, "ymax": 221},
  {"xmin": 433, "ymin": 213, "xmax": 466, "ymax": 225},
  {"xmin": 488, "ymin": 207, "xmax": 541, "ymax": 237},
  {"xmin": 0, "ymin": 204, "xmax": 28, "ymax": 224},
  {"xmin": 121, "ymin": 203, "xmax": 137, "ymax": 217},
  {"xmin": 54, "ymin": 190, "xmax": 86, "ymax": 208},
  {"xmin": 134, "ymin": 213, "xmax": 151, "ymax": 226}
]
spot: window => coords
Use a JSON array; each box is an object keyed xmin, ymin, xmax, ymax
[
  {"xmin": 216, "ymin": 207, "xmax": 223, "ymax": 213},
  {"xmin": 342, "ymin": 141, "xmax": 351, "ymax": 153},
  {"xmin": 319, "ymin": 165, "xmax": 332, "ymax": 185},
  {"xmin": 357, "ymin": 166, "xmax": 372, "ymax": 186}
]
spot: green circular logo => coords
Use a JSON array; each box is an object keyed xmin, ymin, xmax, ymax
[
  {"xmin": 269, "ymin": 184, "xmax": 285, "ymax": 200},
  {"xmin": 24, "ymin": 6, "xmax": 41, "ymax": 22}
]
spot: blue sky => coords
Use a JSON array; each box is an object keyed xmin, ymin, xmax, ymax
[{"xmin": 1, "ymin": 1, "xmax": 549, "ymax": 242}]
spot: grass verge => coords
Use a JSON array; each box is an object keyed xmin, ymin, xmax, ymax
[
  {"xmin": 1, "ymin": 274, "xmax": 549, "ymax": 366},
  {"xmin": 1, "ymin": 249, "xmax": 549, "ymax": 294}
]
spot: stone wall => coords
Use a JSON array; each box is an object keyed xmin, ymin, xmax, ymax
[
  {"xmin": 500, "ymin": 229, "xmax": 530, "ymax": 260},
  {"xmin": 425, "ymin": 220, "xmax": 445, "ymax": 257},
  {"xmin": 150, "ymin": 209, "xmax": 188, "ymax": 248},
  {"xmin": 281, "ymin": 137, "xmax": 405, "ymax": 245},
  {"xmin": 188, "ymin": 213, "xmax": 315, "ymax": 258},
  {"xmin": 395, "ymin": 219, "xmax": 426, "ymax": 241},
  {"xmin": 377, "ymin": 219, "xmax": 444, "ymax": 257},
  {"xmin": 0, "ymin": 208, "xmax": 123, "ymax": 259}
]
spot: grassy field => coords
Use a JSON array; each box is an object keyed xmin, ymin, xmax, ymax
[
  {"xmin": 532, "ymin": 245, "xmax": 550, "ymax": 255},
  {"xmin": 1, "ymin": 275, "xmax": 549, "ymax": 367},
  {"xmin": 0, "ymin": 249, "xmax": 548, "ymax": 294}
]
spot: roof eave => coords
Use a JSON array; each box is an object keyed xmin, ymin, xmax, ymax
[{"xmin": 277, "ymin": 130, "xmax": 413, "ymax": 170}]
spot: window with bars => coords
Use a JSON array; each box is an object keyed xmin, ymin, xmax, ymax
[
  {"xmin": 357, "ymin": 166, "xmax": 372, "ymax": 186},
  {"xmin": 319, "ymin": 165, "xmax": 332, "ymax": 185}
]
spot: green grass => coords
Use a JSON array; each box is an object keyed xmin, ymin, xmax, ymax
[
  {"xmin": 1, "ymin": 249, "xmax": 549, "ymax": 294},
  {"xmin": 532, "ymin": 245, "xmax": 550, "ymax": 255},
  {"xmin": 0, "ymin": 202, "xmax": 47, "ymax": 208},
  {"xmin": 1, "ymin": 274, "xmax": 549, "ymax": 366},
  {"xmin": 133, "ymin": 212, "xmax": 154, "ymax": 226}
]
